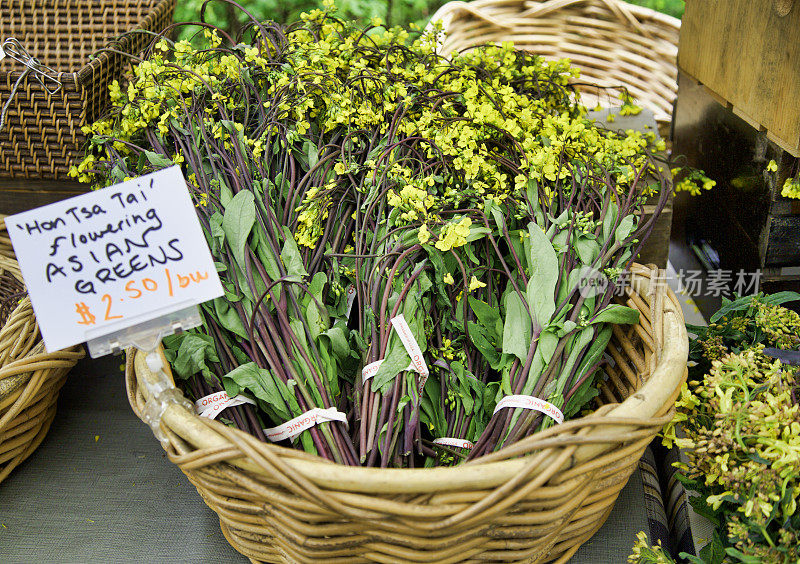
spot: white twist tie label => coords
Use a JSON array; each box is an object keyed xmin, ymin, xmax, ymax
[
  {"xmin": 361, "ymin": 359, "xmax": 416, "ymax": 382},
  {"xmin": 493, "ymin": 394, "xmax": 564, "ymax": 424},
  {"xmin": 390, "ymin": 314, "xmax": 429, "ymax": 376},
  {"xmin": 390, "ymin": 313, "xmax": 429, "ymax": 392},
  {"xmin": 345, "ymin": 284, "xmax": 356, "ymax": 318},
  {"xmin": 361, "ymin": 359, "xmax": 384, "ymax": 382},
  {"xmin": 433, "ymin": 437, "xmax": 474, "ymax": 450},
  {"xmin": 360, "ymin": 314, "xmax": 428, "ymax": 390},
  {"xmin": 195, "ymin": 391, "xmax": 256, "ymax": 420},
  {"xmin": 264, "ymin": 407, "xmax": 348, "ymax": 442}
]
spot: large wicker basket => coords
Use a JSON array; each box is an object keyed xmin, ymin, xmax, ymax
[
  {"xmin": 0, "ymin": 219, "xmax": 84, "ymax": 483},
  {"xmin": 0, "ymin": 0, "xmax": 176, "ymax": 179},
  {"xmin": 126, "ymin": 263, "xmax": 688, "ymax": 563},
  {"xmin": 429, "ymin": 0, "xmax": 680, "ymax": 125}
]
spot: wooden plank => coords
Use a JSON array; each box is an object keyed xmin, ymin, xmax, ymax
[
  {"xmin": 0, "ymin": 179, "xmax": 87, "ymax": 215},
  {"xmin": 679, "ymin": 0, "xmax": 800, "ymax": 156}
]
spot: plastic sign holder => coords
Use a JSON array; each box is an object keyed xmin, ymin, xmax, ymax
[{"xmin": 85, "ymin": 303, "xmax": 201, "ymax": 358}]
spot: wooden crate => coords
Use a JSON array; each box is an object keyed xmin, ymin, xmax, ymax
[
  {"xmin": 670, "ymin": 72, "xmax": 800, "ymax": 318},
  {"xmin": 678, "ymin": 0, "xmax": 800, "ymax": 157}
]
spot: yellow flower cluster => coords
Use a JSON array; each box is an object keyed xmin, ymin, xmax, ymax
[
  {"xmin": 782, "ymin": 176, "xmax": 800, "ymax": 199},
  {"xmin": 665, "ymin": 347, "xmax": 800, "ymax": 527},
  {"xmin": 267, "ymin": 18, "xmax": 662, "ymax": 245},
  {"xmin": 672, "ymin": 167, "xmax": 716, "ymax": 196},
  {"xmin": 70, "ymin": 29, "xmax": 272, "ymax": 185},
  {"xmin": 295, "ymin": 186, "xmax": 334, "ymax": 248},
  {"xmin": 72, "ymin": 4, "xmax": 664, "ymax": 254},
  {"xmin": 387, "ymin": 185, "xmax": 436, "ymax": 222},
  {"xmin": 435, "ymin": 217, "xmax": 472, "ymax": 252}
]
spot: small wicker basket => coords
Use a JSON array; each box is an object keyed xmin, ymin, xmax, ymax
[
  {"xmin": 0, "ymin": 0, "xmax": 176, "ymax": 179},
  {"xmin": 0, "ymin": 219, "xmax": 84, "ymax": 483},
  {"xmin": 429, "ymin": 0, "xmax": 680, "ymax": 125},
  {"xmin": 126, "ymin": 264, "xmax": 688, "ymax": 563}
]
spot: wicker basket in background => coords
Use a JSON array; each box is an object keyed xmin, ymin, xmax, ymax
[
  {"xmin": 0, "ymin": 219, "xmax": 84, "ymax": 483},
  {"xmin": 0, "ymin": 0, "xmax": 176, "ymax": 179},
  {"xmin": 430, "ymin": 0, "xmax": 680, "ymax": 126},
  {"xmin": 126, "ymin": 264, "xmax": 688, "ymax": 563}
]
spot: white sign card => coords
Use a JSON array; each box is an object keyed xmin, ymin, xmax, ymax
[{"xmin": 7, "ymin": 166, "xmax": 223, "ymax": 352}]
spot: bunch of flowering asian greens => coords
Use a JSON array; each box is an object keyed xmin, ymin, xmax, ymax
[
  {"xmin": 73, "ymin": 3, "xmax": 669, "ymax": 468},
  {"xmin": 630, "ymin": 292, "xmax": 800, "ymax": 564}
]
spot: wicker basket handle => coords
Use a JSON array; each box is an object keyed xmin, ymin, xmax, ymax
[{"xmin": 521, "ymin": 0, "xmax": 653, "ymax": 39}]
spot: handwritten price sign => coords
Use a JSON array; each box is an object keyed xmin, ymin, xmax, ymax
[{"xmin": 7, "ymin": 166, "xmax": 223, "ymax": 352}]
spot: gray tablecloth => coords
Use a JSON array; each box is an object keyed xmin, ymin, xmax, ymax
[{"xmin": 1, "ymin": 354, "xmax": 656, "ymax": 563}]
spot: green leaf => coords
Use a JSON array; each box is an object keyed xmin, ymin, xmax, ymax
[
  {"xmin": 212, "ymin": 296, "xmax": 248, "ymax": 339},
  {"xmin": 502, "ymin": 291, "xmax": 531, "ymax": 363},
  {"xmin": 209, "ymin": 212, "xmax": 225, "ymax": 251},
  {"xmin": 562, "ymin": 382, "xmax": 599, "ymax": 419},
  {"xmin": 556, "ymin": 326, "xmax": 595, "ymax": 389},
  {"xmin": 161, "ymin": 332, "xmax": 186, "ymax": 364},
  {"xmin": 592, "ymin": 304, "xmax": 640, "ymax": 325},
  {"xmin": 172, "ymin": 333, "xmax": 219, "ymax": 380},
  {"xmin": 219, "ymin": 179, "xmax": 233, "ymax": 208},
  {"xmin": 304, "ymin": 140, "xmax": 319, "ymax": 169},
  {"xmin": 371, "ymin": 342, "xmax": 410, "ymax": 393},
  {"xmin": 468, "ymin": 321, "xmax": 503, "ymax": 370},
  {"xmin": 698, "ymin": 530, "xmax": 726, "ymax": 564},
  {"xmin": 451, "ymin": 362, "xmax": 475, "ymax": 414},
  {"xmin": 488, "ymin": 201, "xmax": 507, "ymax": 234},
  {"xmin": 574, "ymin": 237, "xmax": 599, "ymax": 266},
  {"xmin": 316, "ymin": 339, "xmax": 340, "ymax": 398},
  {"xmin": 305, "ymin": 300, "xmax": 327, "ymax": 342},
  {"xmin": 222, "ymin": 190, "xmax": 256, "ymax": 271},
  {"xmin": 469, "ymin": 296, "xmax": 502, "ymax": 339},
  {"xmin": 573, "ymin": 325, "xmax": 611, "ymax": 381},
  {"xmin": 222, "ymin": 362, "xmax": 293, "ymax": 420},
  {"xmin": 526, "ymin": 223, "xmax": 559, "ymax": 329},
  {"xmin": 763, "ymin": 291, "xmax": 800, "ymax": 305},
  {"xmin": 724, "ymin": 547, "xmax": 762, "ymax": 564},
  {"xmin": 526, "ymin": 178, "xmax": 545, "ymax": 227},
  {"xmin": 321, "ymin": 325, "xmax": 351, "ymax": 363},
  {"xmin": 535, "ymin": 329, "xmax": 558, "ymax": 367},
  {"xmin": 614, "ymin": 214, "xmax": 635, "ymax": 243},
  {"xmin": 602, "ymin": 202, "xmax": 618, "ymax": 241},
  {"xmin": 144, "ymin": 150, "xmax": 174, "ymax": 170},
  {"xmin": 281, "ymin": 226, "xmax": 308, "ymax": 278},
  {"xmin": 465, "ymin": 226, "xmax": 491, "ymax": 243},
  {"xmin": 555, "ymin": 319, "xmax": 577, "ymax": 337},
  {"xmin": 251, "ymin": 224, "xmax": 281, "ymax": 282}
]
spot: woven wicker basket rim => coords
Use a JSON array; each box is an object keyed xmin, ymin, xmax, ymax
[
  {"xmin": 129, "ymin": 263, "xmax": 688, "ymax": 494},
  {"xmin": 429, "ymin": 0, "xmax": 681, "ymax": 31},
  {"xmin": 0, "ymin": 0, "xmax": 174, "ymax": 83},
  {"xmin": 75, "ymin": 0, "xmax": 174, "ymax": 84},
  {"xmin": 0, "ymin": 217, "xmax": 85, "ymax": 483},
  {"xmin": 428, "ymin": 0, "xmax": 680, "ymax": 123}
]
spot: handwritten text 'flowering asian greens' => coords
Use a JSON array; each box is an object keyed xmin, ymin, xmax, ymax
[{"xmin": 7, "ymin": 166, "xmax": 222, "ymax": 352}]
